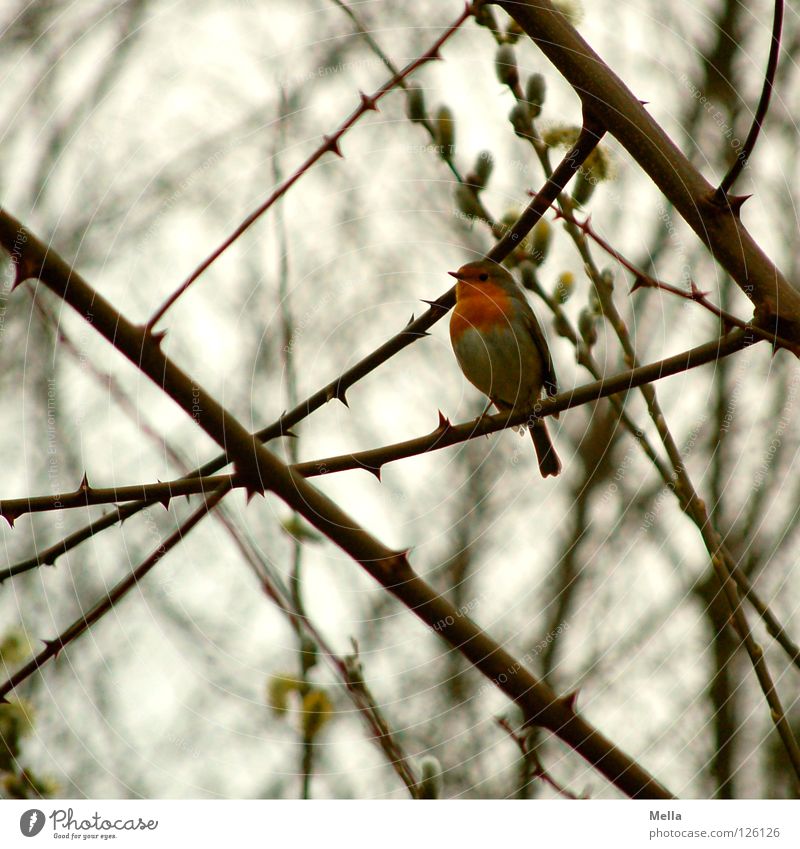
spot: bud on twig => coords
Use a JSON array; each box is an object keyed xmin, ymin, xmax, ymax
[
  {"xmin": 435, "ymin": 105, "xmax": 455, "ymax": 155},
  {"xmin": 532, "ymin": 219, "xmax": 552, "ymax": 266},
  {"xmin": 555, "ymin": 271, "xmax": 575, "ymax": 304},
  {"xmin": 519, "ymin": 261, "xmax": 537, "ymax": 292},
  {"xmin": 509, "ymin": 102, "xmax": 532, "ymax": 139},
  {"xmin": 572, "ymin": 170, "xmax": 596, "ymax": 205},
  {"xmin": 525, "ymin": 73, "xmax": 546, "ymax": 119},
  {"xmin": 474, "ymin": 3, "xmax": 499, "ymax": 34},
  {"xmin": 495, "ymin": 44, "xmax": 520, "ymax": 91},
  {"xmin": 505, "ymin": 20, "xmax": 524, "ymax": 45},
  {"xmin": 466, "ymin": 150, "xmax": 494, "ymax": 190},
  {"xmin": 406, "ymin": 83, "xmax": 427, "ymax": 124},
  {"xmin": 455, "ymin": 184, "xmax": 484, "ymax": 219},
  {"xmin": 579, "ymin": 307, "xmax": 598, "ymax": 347},
  {"xmin": 418, "ymin": 756, "xmax": 443, "ymax": 799}
]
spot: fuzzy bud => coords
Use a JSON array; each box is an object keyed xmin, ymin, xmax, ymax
[
  {"xmin": 572, "ymin": 170, "xmax": 596, "ymax": 205},
  {"xmin": 495, "ymin": 45, "xmax": 519, "ymax": 91},
  {"xmin": 554, "ymin": 271, "xmax": 575, "ymax": 304},
  {"xmin": 509, "ymin": 102, "xmax": 532, "ymax": 139},
  {"xmin": 455, "ymin": 184, "xmax": 484, "ymax": 219},
  {"xmin": 474, "ymin": 4, "xmax": 499, "ymax": 33},
  {"xmin": 532, "ymin": 219, "xmax": 552, "ymax": 266},
  {"xmin": 525, "ymin": 73, "xmax": 546, "ymax": 119},
  {"xmin": 578, "ymin": 308, "xmax": 598, "ymax": 346},
  {"xmin": 505, "ymin": 20, "xmax": 524, "ymax": 45},
  {"xmin": 519, "ymin": 261, "xmax": 537, "ymax": 292},
  {"xmin": 405, "ymin": 83, "xmax": 427, "ymax": 124},
  {"xmin": 301, "ymin": 689, "xmax": 333, "ymax": 742},
  {"xmin": 471, "ymin": 150, "xmax": 494, "ymax": 189},
  {"xmin": 418, "ymin": 756, "xmax": 443, "ymax": 799},
  {"xmin": 435, "ymin": 105, "xmax": 455, "ymax": 154}
]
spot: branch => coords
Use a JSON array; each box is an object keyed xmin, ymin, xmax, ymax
[
  {"xmin": 0, "ymin": 128, "xmax": 601, "ymax": 575},
  {"xmin": 496, "ymin": 0, "xmax": 800, "ymax": 340},
  {"xmin": 0, "ymin": 207, "xmax": 673, "ymax": 799},
  {"xmin": 144, "ymin": 5, "xmax": 473, "ymax": 331},
  {"xmin": 551, "ymin": 208, "xmax": 797, "ymax": 352},
  {"xmin": 0, "ymin": 485, "xmax": 229, "ymax": 702},
  {"xmin": 715, "ymin": 0, "xmax": 784, "ymax": 198},
  {"xmin": 0, "ymin": 329, "xmax": 752, "ymax": 531}
]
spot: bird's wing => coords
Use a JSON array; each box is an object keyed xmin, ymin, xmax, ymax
[{"xmin": 519, "ymin": 297, "xmax": 558, "ymax": 399}]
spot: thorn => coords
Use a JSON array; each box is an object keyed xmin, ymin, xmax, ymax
[
  {"xmin": 78, "ymin": 472, "xmax": 90, "ymax": 491},
  {"xmin": 321, "ymin": 134, "xmax": 343, "ymax": 158},
  {"xmin": 44, "ymin": 637, "xmax": 64, "ymax": 658},
  {"xmin": 364, "ymin": 464, "xmax": 382, "ymax": 481},
  {"xmin": 244, "ymin": 483, "xmax": 265, "ymax": 503},
  {"xmin": 436, "ymin": 410, "xmax": 452, "ymax": 431},
  {"xmin": 1, "ymin": 510, "xmax": 17, "ymax": 528},
  {"xmin": 149, "ymin": 328, "xmax": 168, "ymax": 346},
  {"xmin": 157, "ymin": 493, "xmax": 171, "ymax": 510},
  {"xmin": 559, "ymin": 690, "xmax": 579, "ymax": 712},
  {"xmin": 282, "ymin": 429, "xmax": 299, "ymax": 439},
  {"xmin": 332, "ymin": 384, "xmax": 349, "ymax": 407},
  {"xmin": 689, "ymin": 280, "xmax": 710, "ymax": 299},
  {"xmin": 11, "ymin": 256, "xmax": 38, "ymax": 289},
  {"xmin": 428, "ymin": 49, "xmax": 443, "ymax": 62},
  {"xmin": 629, "ymin": 276, "xmax": 647, "ymax": 294},
  {"xmin": 405, "ymin": 313, "xmax": 416, "ymax": 327},
  {"xmin": 0, "ymin": 695, "xmax": 9, "ymax": 705},
  {"xmin": 639, "ymin": 99, "xmax": 650, "ymax": 107},
  {"xmin": 727, "ymin": 193, "xmax": 752, "ymax": 217},
  {"xmin": 358, "ymin": 91, "xmax": 378, "ymax": 111}
]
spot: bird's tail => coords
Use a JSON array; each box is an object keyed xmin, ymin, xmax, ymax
[{"xmin": 529, "ymin": 422, "xmax": 561, "ymax": 478}]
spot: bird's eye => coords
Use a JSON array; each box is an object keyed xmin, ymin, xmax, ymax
[{"xmin": 479, "ymin": 273, "xmax": 488, "ymax": 281}]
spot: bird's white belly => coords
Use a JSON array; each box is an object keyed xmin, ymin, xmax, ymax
[{"xmin": 452, "ymin": 326, "xmax": 542, "ymax": 409}]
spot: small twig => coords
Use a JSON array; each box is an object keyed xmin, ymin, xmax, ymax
[
  {"xmin": 0, "ymin": 485, "xmax": 229, "ymax": 702},
  {"xmin": 496, "ymin": 716, "xmax": 581, "ymax": 799},
  {"xmin": 143, "ymin": 4, "xmax": 473, "ymax": 332},
  {"xmin": 0, "ymin": 130, "xmax": 605, "ymax": 575},
  {"xmin": 715, "ymin": 0, "xmax": 784, "ymax": 198},
  {"xmin": 0, "ymin": 330, "xmax": 754, "ymax": 534},
  {"xmin": 1, "ymin": 210, "xmax": 678, "ymax": 799},
  {"xmin": 550, "ymin": 207, "xmax": 796, "ymax": 350}
]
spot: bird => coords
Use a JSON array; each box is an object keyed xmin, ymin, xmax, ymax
[{"xmin": 448, "ymin": 259, "xmax": 561, "ymax": 477}]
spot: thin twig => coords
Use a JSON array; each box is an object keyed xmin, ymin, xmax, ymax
[
  {"xmin": 496, "ymin": 717, "xmax": 581, "ymax": 799},
  {"xmin": 0, "ymin": 485, "xmax": 229, "ymax": 702},
  {"xmin": 143, "ymin": 5, "xmax": 473, "ymax": 331},
  {"xmin": 550, "ymin": 207, "xmax": 795, "ymax": 350},
  {"xmin": 715, "ymin": 0, "xmax": 784, "ymax": 198},
  {"xmin": 0, "ymin": 130, "xmax": 603, "ymax": 576},
  {"xmin": 1, "ymin": 207, "xmax": 676, "ymax": 799},
  {"xmin": 0, "ymin": 329, "xmax": 753, "ymax": 532}
]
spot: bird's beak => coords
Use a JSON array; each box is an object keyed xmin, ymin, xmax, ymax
[{"xmin": 448, "ymin": 270, "xmax": 462, "ymax": 280}]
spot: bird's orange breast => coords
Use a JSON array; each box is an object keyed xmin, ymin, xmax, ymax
[{"xmin": 450, "ymin": 282, "xmax": 514, "ymax": 340}]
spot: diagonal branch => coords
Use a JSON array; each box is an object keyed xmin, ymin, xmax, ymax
[
  {"xmin": 0, "ymin": 207, "xmax": 673, "ymax": 799},
  {"xmin": 496, "ymin": 0, "xmax": 800, "ymax": 340},
  {"xmin": 0, "ymin": 125, "xmax": 601, "ymax": 579},
  {"xmin": 715, "ymin": 0, "xmax": 784, "ymax": 198},
  {"xmin": 0, "ymin": 330, "xmax": 751, "ymax": 527},
  {"xmin": 0, "ymin": 485, "xmax": 230, "ymax": 702},
  {"xmin": 144, "ymin": 5, "xmax": 472, "ymax": 331}
]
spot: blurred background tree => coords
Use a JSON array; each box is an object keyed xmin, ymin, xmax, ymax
[{"xmin": 0, "ymin": 0, "xmax": 798, "ymax": 799}]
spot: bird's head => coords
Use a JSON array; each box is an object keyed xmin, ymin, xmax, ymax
[{"xmin": 448, "ymin": 260, "xmax": 515, "ymax": 296}]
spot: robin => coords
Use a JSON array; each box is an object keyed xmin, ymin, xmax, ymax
[{"xmin": 448, "ymin": 259, "xmax": 561, "ymax": 477}]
